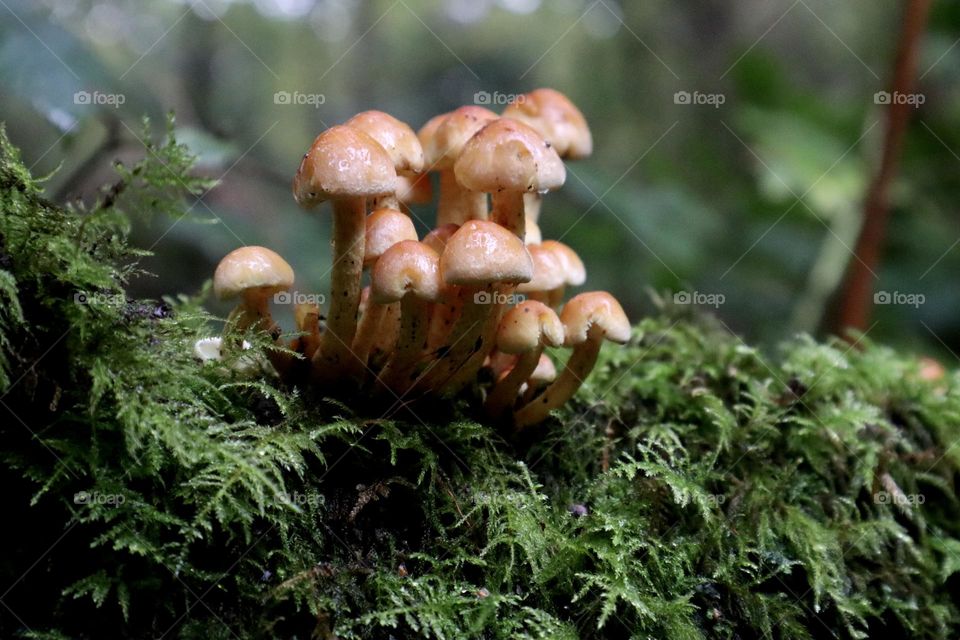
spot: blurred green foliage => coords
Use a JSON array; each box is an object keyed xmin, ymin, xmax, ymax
[{"xmin": 2, "ymin": 0, "xmax": 960, "ymax": 357}]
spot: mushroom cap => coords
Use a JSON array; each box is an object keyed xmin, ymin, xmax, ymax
[
  {"xmin": 422, "ymin": 223, "xmax": 460, "ymax": 254},
  {"xmin": 541, "ymin": 240, "xmax": 586, "ymax": 286},
  {"xmin": 214, "ymin": 246, "xmax": 294, "ymax": 301},
  {"xmin": 502, "ymin": 88, "xmax": 592, "ymax": 159},
  {"xmin": 517, "ymin": 244, "xmax": 566, "ymax": 293},
  {"xmin": 529, "ymin": 352, "xmax": 557, "ymax": 385},
  {"xmin": 454, "ymin": 118, "xmax": 566, "ymax": 194},
  {"xmin": 371, "ymin": 240, "xmax": 442, "ymax": 304},
  {"xmin": 293, "ymin": 125, "xmax": 397, "ymax": 207},
  {"xmin": 365, "ymin": 208, "xmax": 418, "ymax": 266},
  {"xmin": 497, "ymin": 300, "xmax": 564, "ymax": 354},
  {"xmin": 396, "ymin": 172, "xmax": 433, "ymax": 205},
  {"xmin": 345, "ymin": 110, "xmax": 424, "ymax": 173},
  {"xmin": 561, "ymin": 292, "xmax": 631, "ymax": 346},
  {"xmin": 441, "ymin": 220, "xmax": 533, "ymax": 286},
  {"xmin": 421, "ymin": 106, "xmax": 498, "ymax": 170}
]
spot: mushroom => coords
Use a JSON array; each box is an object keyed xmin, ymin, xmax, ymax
[
  {"xmin": 213, "ymin": 246, "xmax": 294, "ymax": 335},
  {"xmin": 502, "ymin": 88, "xmax": 593, "ymax": 224},
  {"xmin": 523, "ymin": 353, "xmax": 557, "ymax": 402},
  {"xmin": 525, "ymin": 217, "xmax": 542, "ymax": 245},
  {"xmin": 419, "ymin": 106, "xmax": 498, "ymax": 226},
  {"xmin": 540, "ymin": 240, "xmax": 586, "ymax": 308},
  {"xmin": 454, "ymin": 118, "xmax": 565, "ymax": 240},
  {"xmin": 516, "ymin": 244, "xmax": 566, "ymax": 305},
  {"xmin": 293, "ymin": 125, "xmax": 397, "ymax": 379},
  {"xmin": 513, "ymin": 292, "xmax": 630, "ymax": 428},
  {"xmin": 484, "ymin": 301, "xmax": 564, "ymax": 418},
  {"xmin": 370, "ymin": 240, "xmax": 442, "ymax": 393},
  {"xmin": 420, "ymin": 220, "xmax": 533, "ymax": 394},
  {"xmin": 352, "ymin": 208, "xmax": 418, "ymax": 369},
  {"xmin": 345, "ymin": 110, "xmax": 424, "ymax": 211},
  {"xmin": 293, "ymin": 301, "xmax": 322, "ymax": 360}
]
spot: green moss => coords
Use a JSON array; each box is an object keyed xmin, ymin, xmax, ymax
[{"xmin": 1, "ymin": 121, "xmax": 959, "ymax": 639}]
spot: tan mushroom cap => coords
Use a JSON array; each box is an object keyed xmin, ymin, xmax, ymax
[
  {"xmin": 529, "ymin": 353, "xmax": 557, "ymax": 385},
  {"xmin": 345, "ymin": 110, "xmax": 424, "ymax": 173},
  {"xmin": 502, "ymin": 88, "xmax": 592, "ymax": 159},
  {"xmin": 365, "ymin": 208, "xmax": 418, "ymax": 266},
  {"xmin": 214, "ymin": 246, "xmax": 294, "ymax": 300},
  {"xmin": 454, "ymin": 118, "xmax": 565, "ymax": 194},
  {"xmin": 292, "ymin": 125, "xmax": 397, "ymax": 208},
  {"xmin": 561, "ymin": 292, "xmax": 631, "ymax": 346},
  {"xmin": 541, "ymin": 240, "xmax": 586, "ymax": 286},
  {"xmin": 371, "ymin": 240, "xmax": 442, "ymax": 304},
  {"xmin": 421, "ymin": 106, "xmax": 498, "ymax": 169},
  {"xmin": 422, "ymin": 223, "xmax": 460, "ymax": 254},
  {"xmin": 497, "ymin": 300, "xmax": 564, "ymax": 354},
  {"xmin": 440, "ymin": 220, "xmax": 533, "ymax": 286},
  {"xmin": 396, "ymin": 173, "xmax": 433, "ymax": 205},
  {"xmin": 517, "ymin": 244, "xmax": 566, "ymax": 293}
]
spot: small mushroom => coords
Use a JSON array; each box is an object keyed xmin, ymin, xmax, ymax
[
  {"xmin": 540, "ymin": 240, "xmax": 586, "ymax": 307},
  {"xmin": 345, "ymin": 110, "xmax": 424, "ymax": 210},
  {"xmin": 371, "ymin": 240, "xmax": 443, "ymax": 393},
  {"xmin": 419, "ymin": 106, "xmax": 498, "ymax": 226},
  {"xmin": 293, "ymin": 125, "xmax": 397, "ymax": 379},
  {"xmin": 420, "ymin": 220, "xmax": 532, "ymax": 394},
  {"xmin": 454, "ymin": 118, "xmax": 565, "ymax": 240},
  {"xmin": 503, "ymin": 88, "xmax": 593, "ymax": 224},
  {"xmin": 485, "ymin": 301, "xmax": 564, "ymax": 418},
  {"xmin": 516, "ymin": 244, "xmax": 566, "ymax": 305},
  {"xmin": 514, "ymin": 292, "xmax": 630, "ymax": 428},
  {"xmin": 353, "ymin": 208, "xmax": 419, "ymax": 370},
  {"xmin": 213, "ymin": 246, "xmax": 294, "ymax": 335}
]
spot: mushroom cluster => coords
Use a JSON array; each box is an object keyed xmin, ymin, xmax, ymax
[{"xmin": 209, "ymin": 89, "xmax": 630, "ymax": 428}]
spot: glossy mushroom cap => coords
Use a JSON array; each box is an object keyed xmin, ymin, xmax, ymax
[
  {"xmin": 214, "ymin": 246, "xmax": 294, "ymax": 300},
  {"xmin": 497, "ymin": 300, "xmax": 564, "ymax": 354},
  {"xmin": 561, "ymin": 292, "xmax": 631, "ymax": 346},
  {"xmin": 422, "ymin": 223, "xmax": 460, "ymax": 254},
  {"xmin": 421, "ymin": 106, "xmax": 498, "ymax": 170},
  {"xmin": 292, "ymin": 125, "xmax": 397, "ymax": 208},
  {"xmin": 345, "ymin": 110, "xmax": 424, "ymax": 173},
  {"xmin": 541, "ymin": 240, "xmax": 586, "ymax": 286},
  {"xmin": 454, "ymin": 118, "xmax": 565, "ymax": 194},
  {"xmin": 371, "ymin": 241, "xmax": 442, "ymax": 304},
  {"xmin": 502, "ymin": 88, "xmax": 592, "ymax": 159},
  {"xmin": 517, "ymin": 244, "xmax": 566, "ymax": 294},
  {"xmin": 440, "ymin": 220, "xmax": 533, "ymax": 286},
  {"xmin": 365, "ymin": 208, "xmax": 418, "ymax": 267}
]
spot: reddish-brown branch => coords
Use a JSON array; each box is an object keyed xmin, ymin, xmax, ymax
[{"xmin": 830, "ymin": 0, "xmax": 932, "ymax": 336}]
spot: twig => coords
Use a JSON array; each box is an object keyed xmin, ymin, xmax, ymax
[{"xmin": 829, "ymin": 0, "xmax": 932, "ymax": 336}]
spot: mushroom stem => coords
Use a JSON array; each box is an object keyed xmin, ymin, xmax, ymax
[
  {"xmin": 314, "ymin": 197, "xmax": 366, "ymax": 379},
  {"xmin": 437, "ymin": 170, "xmax": 486, "ymax": 225},
  {"xmin": 485, "ymin": 347, "xmax": 542, "ymax": 417},
  {"xmin": 353, "ymin": 297, "xmax": 393, "ymax": 371},
  {"xmin": 378, "ymin": 296, "xmax": 431, "ymax": 393},
  {"xmin": 440, "ymin": 300, "xmax": 502, "ymax": 396},
  {"xmin": 491, "ymin": 190, "xmax": 526, "ymax": 239},
  {"xmin": 513, "ymin": 329, "xmax": 602, "ymax": 429},
  {"xmin": 546, "ymin": 286, "xmax": 566, "ymax": 308},
  {"xmin": 426, "ymin": 286, "xmax": 462, "ymax": 352},
  {"xmin": 524, "ymin": 192, "xmax": 543, "ymax": 224},
  {"xmin": 417, "ymin": 286, "xmax": 492, "ymax": 392}
]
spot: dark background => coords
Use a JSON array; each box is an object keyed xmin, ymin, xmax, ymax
[{"xmin": 2, "ymin": 0, "xmax": 959, "ymax": 357}]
